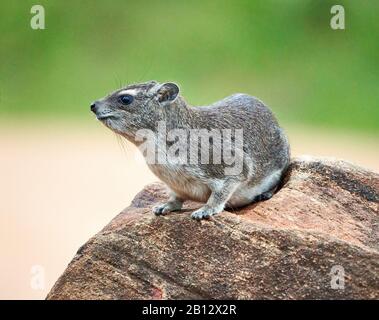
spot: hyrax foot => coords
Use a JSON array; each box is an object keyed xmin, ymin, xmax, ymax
[
  {"xmin": 253, "ymin": 190, "xmax": 274, "ymax": 202},
  {"xmin": 191, "ymin": 205, "xmax": 221, "ymax": 221},
  {"xmin": 153, "ymin": 201, "xmax": 182, "ymax": 216}
]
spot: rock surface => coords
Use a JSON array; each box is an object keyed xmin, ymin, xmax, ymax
[{"xmin": 47, "ymin": 157, "xmax": 379, "ymax": 299}]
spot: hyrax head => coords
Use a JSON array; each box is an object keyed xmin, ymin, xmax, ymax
[{"xmin": 91, "ymin": 81, "xmax": 180, "ymax": 138}]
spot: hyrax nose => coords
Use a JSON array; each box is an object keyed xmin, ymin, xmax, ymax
[{"xmin": 90, "ymin": 102, "xmax": 98, "ymax": 113}]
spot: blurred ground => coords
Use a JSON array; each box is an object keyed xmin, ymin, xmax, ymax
[{"xmin": 0, "ymin": 121, "xmax": 377, "ymax": 299}]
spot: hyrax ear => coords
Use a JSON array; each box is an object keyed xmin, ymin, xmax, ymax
[{"xmin": 156, "ymin": 82, "xmax": 179, "ymax": 105}]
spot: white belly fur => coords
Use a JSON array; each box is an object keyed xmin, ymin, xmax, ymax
[
  {"xmin": 149, "ymin": 163, "xmax": 282, "ymax": 207},
  {"xmin": 148, "ymin": 164, "xmax": 211, "ymax": 202}
]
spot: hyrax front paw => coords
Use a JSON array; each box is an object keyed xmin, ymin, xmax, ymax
[
  {"xmin": 191, "ymin": 205, "xmax": 220, "ymax": 221},
  {"xmin": 153, "ymin": 201, "xmax": 182, "ymax": 216},
  {"xmin": 153, "ymin": 204, "xmax": 172, "ymax": 216}
]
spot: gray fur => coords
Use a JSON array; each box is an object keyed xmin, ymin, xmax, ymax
[{"xmin": 91, "ymin": 81, "xmax": 290, "ymax": 220}]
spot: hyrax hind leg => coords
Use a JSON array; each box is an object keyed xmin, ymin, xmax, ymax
[
  {"xmin": 227, "ymin": 169, "xmax": 282, "ymax": 208},
  {"xmin": 251, "ymin": 169, "xmax": 283, "ymax": 202},
  {"xmin": 252, "ymin": 188, "xmax": 276, "ymax": 202},
  {"xmin": 191, "ymin": 180, "xmax": 239, "ymax": 220}
]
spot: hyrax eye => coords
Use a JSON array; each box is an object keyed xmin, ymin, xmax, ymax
[{"xmin": 119, "ymin": 94, "xmax": 134, "ymax": 105}]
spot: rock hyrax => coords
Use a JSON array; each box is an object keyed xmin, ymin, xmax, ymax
[{"xmin": 91, "ymin": 81, "xmax": 290, "ymax": 220}]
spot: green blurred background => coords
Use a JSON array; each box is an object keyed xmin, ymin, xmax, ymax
[{"xmin": 1, "ymin": 0, "xmax": 378, "ymax": 132}]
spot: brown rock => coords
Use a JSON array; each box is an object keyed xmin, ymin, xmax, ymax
[{"xmin": 47, "ymin": 157, "xmax": 379, "ymax": 300}]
